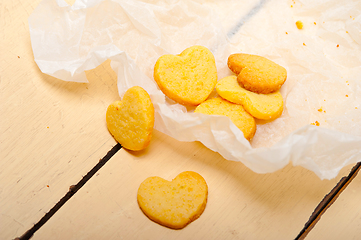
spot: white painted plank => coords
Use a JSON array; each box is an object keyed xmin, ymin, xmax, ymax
[
  {"xmin": 33, "ymin": 130, "xmax": 355, "ymax": 240},
  {"xmin": 2, "ymin": 0, "xmax": 359, "ymax": 239},
  {"xmin": 0, "ymin": 1, "xmax": 118, "ymax": 238},
  {"xmin": 306, "ymin": 167, "xmax": 361, "ymax": 240}
]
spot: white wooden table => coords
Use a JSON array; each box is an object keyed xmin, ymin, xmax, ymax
[{"xmin": 1, "ymin": 0, "xmax": 360, "ymax": 239}]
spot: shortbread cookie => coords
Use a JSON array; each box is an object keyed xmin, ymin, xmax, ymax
[
  {"xmin": 154, "ymin": 45, "xmax": 217, "ymax": 105},
  {"xmin": 216, "ymin": 76, "xmax": 283, "ymax": 120},
  {"xmin": 106, "ymin": 86, "xmax": 154, "ymax": 151},
  {"xmin": 228, "ymin": 53, "xmax": 287, "ymax": 94},
  {"xmin": 194, "ymin": 97, "xmax": 256, "ymax": 140},
  {"xmin": 137, "ymin": 171, "xmax": 208, "ymax": 229}
]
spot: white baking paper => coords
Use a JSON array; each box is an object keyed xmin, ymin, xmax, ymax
[{"xmin": 29, "ymin": 0, "xmax": 361, "ymax": 179}]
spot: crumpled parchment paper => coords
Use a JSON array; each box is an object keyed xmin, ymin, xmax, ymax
[{"xmin": 29, "ymin": 0, "xmax": 361, "ymax": 179}]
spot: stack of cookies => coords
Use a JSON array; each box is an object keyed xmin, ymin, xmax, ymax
[{"xmin": 154, "ymin": 45, "xmax": 287, "ymax": 141}]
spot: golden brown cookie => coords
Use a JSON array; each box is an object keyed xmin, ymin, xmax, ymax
[
  {"xmin": 228, "ymin": 53, "xmax": 287, "ymax": 94},
  {"xmin": 106, "ymin": 86, "xmax": 154, "ymax": 151},
  {"xmin": 194, "ymin": 97, "xmax": 256, "ymax": 140},
  {"xmin": 154, "ymin": 45, "xmax": 217, "ymax": 105},
  {"xmin": 137, "ymin": 171, "xmax": 208, "ymax": 229},
  {"xmin": 216, "ymin": 75, "xmax": 283, "ymax": 120}
]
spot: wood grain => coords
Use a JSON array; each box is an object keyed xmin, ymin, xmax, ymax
[
  {"xmin": 0, "ymin": 1, "xmax": 119, "ymax": 239},
  {"xmin": 2, "ymin": 1, "xmax": 361, "ymax": 240},
  {"xmin": 305, "ymin": 163, "xmax": 361, "ymax": 240},
  {"xmin": 32, "ymin": 130, "xmax": 355, "ymax": 240}
]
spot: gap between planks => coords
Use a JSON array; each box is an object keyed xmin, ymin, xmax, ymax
[
  {"xmin": 295, "ymin": 162, "xmax": 361, "ymax": 240},
  {"xmin": 14, "ymin": 143, "xmax": 122, "ymax": 240},
  {"xmin": 14, "ymin": 144, "xmax": 360, "ymax": 240}
]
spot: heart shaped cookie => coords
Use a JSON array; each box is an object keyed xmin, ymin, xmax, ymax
[
  {"xmin": 154, "ymin": 45, "xmax": 217, "ymax": 106},
  {"xmin": 106, "ymin": 86, "xmax": 154, "ymax": 151},
  {"xmin": 216, "ymin": 76, "xmax": 283, "ymax": 120},
  {"xmin": 195, "ymin": 97, "xmax": 256, "ymax": 141},
  {"xmin": 137, "ymin": 171, "xmax": 208, "ymax": 229},
  {"xmin": 228, "ymin": 53, "xmax": 287, "ymax": 94}
]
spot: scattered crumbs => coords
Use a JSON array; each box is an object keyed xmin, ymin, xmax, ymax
[
  {"xmin": 318, "ymin": 108, "xmax": 323, "ymax": 112},
  {"xmin": 311, "ymin": 121, "xmax": 320, "ymax": 126},
  {"xmin": 337, "ymin": 44, "xmax": 339, "ymax": 47},
  {"xmin": 18, "ymin": 56, "xmax": 20, "ymax": 58},
  {"xmin": 290, "ymin": 0, "xmax": 296, "ymax": 7},
  {"xmin": 296, "ymin": 20, "xmax": 303, "ymax": 29},
  {"xmin": 47, "ymin": 185, "xmax": 49, "ymax": 188},
  {"xmin": 47, "ymin": 126, "xmax": 49, "ymax": 129},
  {"xmin": 346, "ymin": 94, "xmax": 349, "ymax": 97},
  {"xmin": 286, "ymin": 31, "xmax": 288, "ymax": 34},
  {"xmin": 314, "ymin": 22, "xmax": 316, "ymax": 25},
  {"xmin": 303, "ymin": 43, "xmax": 306, "ymax": 46}
]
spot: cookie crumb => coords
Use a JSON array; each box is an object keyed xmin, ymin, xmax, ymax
[
  {"xmin": 296, "ymin": 21, "xmax": 303, "ymax": 29},
  {"xmin": 311, "ymin": 121, "xmax": 320, "ymax": 126}
]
